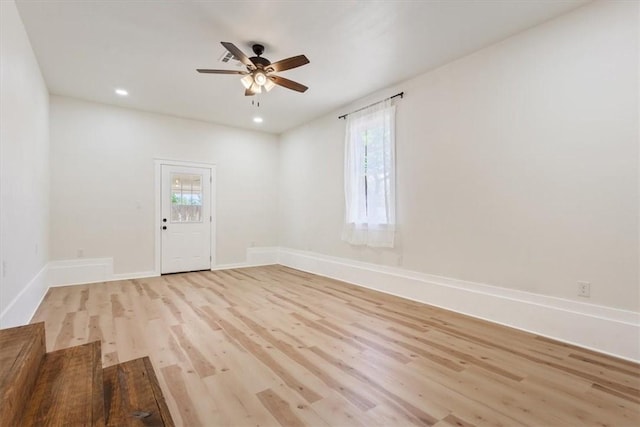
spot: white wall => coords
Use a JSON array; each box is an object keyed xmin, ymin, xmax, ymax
[
  {"xmin": 50, "ymin": 96, "xmax": 278, "ymax": 274},
  {"xmin": 279, "ymin": 1, "xmax": 639, "ymax": 311},
  {"xmin": 0, "ymin": 0, "xmax": 50, "ymax": 325}
]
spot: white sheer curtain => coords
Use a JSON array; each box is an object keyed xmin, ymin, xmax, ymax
[{"xmin": 342, "ymin": 98, "xmax": 396, "ymax": 247}]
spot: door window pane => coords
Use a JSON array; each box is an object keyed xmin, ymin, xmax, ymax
[{"xmin": 171, "ymin": 173, "xmax": 202, "ymax": 222}]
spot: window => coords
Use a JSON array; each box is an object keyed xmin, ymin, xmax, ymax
[
  {"xmin": 171, "ymin": 173, "xmax": 203, "ymax": 222},
  {"xmin": 342, "ymin": 98, "xmax": 396, "ymax": 247}
]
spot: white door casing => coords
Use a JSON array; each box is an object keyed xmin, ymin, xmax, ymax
[{"xmin": 160, "ymin": 164, "xmax": 212, "ymax": 274}]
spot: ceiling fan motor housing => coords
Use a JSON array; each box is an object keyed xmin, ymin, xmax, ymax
[
  {"xmin": 250, "ymin": 56, "xmax": 271, "ymax": 69},
  {"xmin": 249, "ymin": 44, "xmax": 271, "ymax": 69},
  {"xmin": 252, "ymin": 44, "xmax": 265, "ymax": 56}
]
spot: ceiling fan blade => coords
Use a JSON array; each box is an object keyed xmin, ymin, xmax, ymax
[
  {"xmin": 221, "ymin": 42, "xmax": 255, "ymax": 69},
  {"xmin": 245, "ymin": 88, "xmax": 256, "ymax": 96},
  {"xmin": 267, "ymin": 55, "xmax": 310, "ymax": 73},
  {"xmin": 269, "ymin": 76, "xmax": 308, "ymax": 93},
  {"xmin": 196, "ymin": 69, "xmax": 247, "ymax": 74}
]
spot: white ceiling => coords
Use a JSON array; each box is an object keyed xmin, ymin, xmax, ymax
[{"xmin": 16, "ymin": 0, "xmax": 589, "ymax": 134}]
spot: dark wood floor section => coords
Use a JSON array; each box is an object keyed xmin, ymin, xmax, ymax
[{"xmin": 31, "ymin": 265, "xmax": 640, "ymax": 426}]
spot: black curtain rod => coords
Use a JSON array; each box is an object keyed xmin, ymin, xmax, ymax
[{"xmin": 338, "ymin": 92, "xmax": 404, "ymax": 120}]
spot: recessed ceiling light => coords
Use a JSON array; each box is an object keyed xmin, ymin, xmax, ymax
[
  {"xmin": 253, "ymin": 117, "xmax": 263, "ymax": 123},
  {"xmin": 115, "ymin": 88, "xmax": 128, "ymax": 96}
]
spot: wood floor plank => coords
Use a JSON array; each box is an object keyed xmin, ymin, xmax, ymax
[
  {"xmin": 257, "ymin": 388, "xmax": 306, "ymax": 427},
  {"xmin": 228, "ymin": 307, "xmax": 377, "ymax": 410},
  {"xmin": 22, "ymin": 341, "xmax": 104, "ymax": 426},
  {"xmin": 169, "ymin": 324, "xmax": 216, "ymax": 378},
  {"xmin": 215, "ymin": 312, "xmax": 325, "ymax": 404},
  {"xmin": 310, "ymin": 394, "xmax": 375, "ymax": 427},
  {"xmin": 30, "ymin": 265, "xmax": 640, "ymax": 426},
  {"xmin": 103, "ymin": 356, "xmax": 175, "ymax": 426},
  {"xmin": 160, "ymin": 365, "xmax": 205, "ymax": 426},
  {"xmin": 307, "ymin": 345, "xmax": 440, "ymax": 425},
  {"xmin": 202, "ymin": 372, "xmax": 280, "ymax": 426},
  {"xmin": 0, "ymin": 323, "xmax": 46, "ymax": 427}
]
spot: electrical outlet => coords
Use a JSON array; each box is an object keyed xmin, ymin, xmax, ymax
[{"xmin": 578, "ymin": 281, "xmax": 591, "ymax": 298}]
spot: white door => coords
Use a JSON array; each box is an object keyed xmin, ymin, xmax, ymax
[{"xmin": 161, "ymin": 164, "xmax": 212, "ymax": 274}]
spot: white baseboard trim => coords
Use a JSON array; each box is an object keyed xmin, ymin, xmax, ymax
[
  {"xmin": 276, "ymin": 247, "xmax": 640, "ymax": 362},
  {"xmin": 211, "ymin": 246, "xmax": 280, "ymax": 271},
  {"xmin": 211, "ymin": 262, "xmax": 254, "ymax": 271},
  {"xmin": 0, "ymin": 264, "xmax": 48, "ymax": 328},
  {"xmin": 48, "ymin": 258, "xmax": 114, "ymax": 287},
  {"xmin": 49, "ymin": 258, "xmax": 159, "ymax": 286},
  {"xmin": 46, "ymin": 247, "xmax": 281, "ymax": 284},
  {"xmin": 112, "ymin": 271, "xmax": 159, "ymax": 281}
]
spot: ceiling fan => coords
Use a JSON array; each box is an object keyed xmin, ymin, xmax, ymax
[{"xmin": 197, "ymin": 42, "xmax": 310, "ymax": 96}]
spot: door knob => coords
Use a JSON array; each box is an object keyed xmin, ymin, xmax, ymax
[
  {"xmin": 162, "ymin": 226, "xmax": 167, "ymax": 230},
  {"xmin": 162, "ymin": 218, "xmax": 167, "ymax": 222}
]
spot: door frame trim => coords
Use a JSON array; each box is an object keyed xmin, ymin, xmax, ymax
[{"xmin": 154, "ymin": 158, "xmax": 217, "ymax": 276}]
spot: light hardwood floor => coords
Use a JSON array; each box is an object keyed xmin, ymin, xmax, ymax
[{"xmin": 31, "ymin": 265, "xmax": 639, "ymax": 426}]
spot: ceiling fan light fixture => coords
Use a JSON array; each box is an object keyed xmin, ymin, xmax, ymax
[
  {"xmin": 249, "ymin": 82, "xmax": 262, "ymax": 94},
  {"xmin": 253, "ymin": 70, "xmax": 267, "ymax": 86},
  {"xmin": 240, "ymin": 74, "xmax": 254, "ymax": 89},
  {"xmin": 263, "ymin": 78, "xmax": 276, "ymax": 92}
]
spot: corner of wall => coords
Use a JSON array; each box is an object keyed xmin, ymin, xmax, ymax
[{"xmin": 0, "ymin": 264, "xmax": 48, "ymax": 328}]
